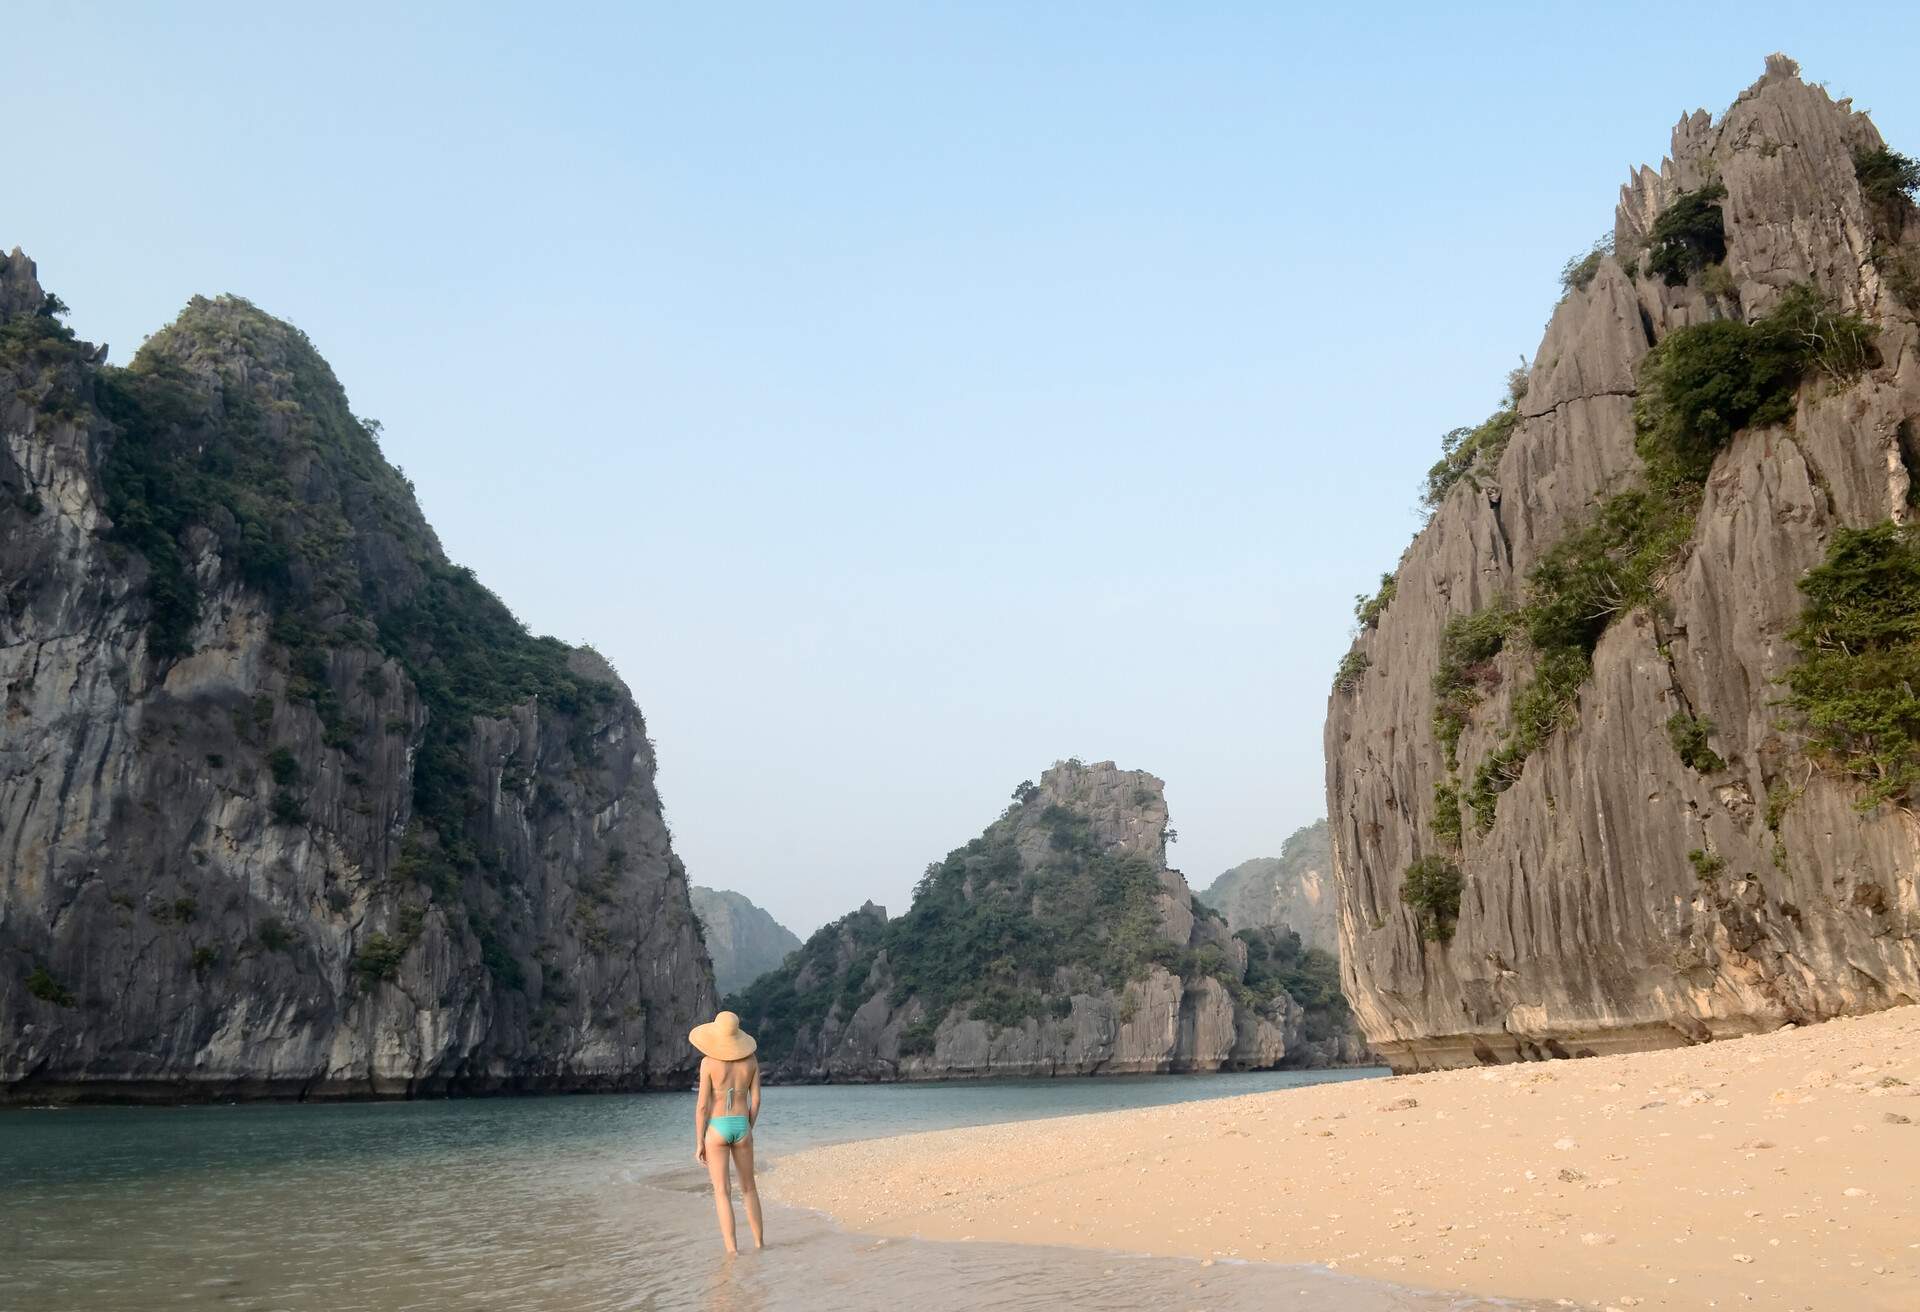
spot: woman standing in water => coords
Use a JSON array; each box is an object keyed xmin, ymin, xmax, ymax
[{"xmin": 690, "ymin": 1010, "xmax": 764, "ymax": 1254}]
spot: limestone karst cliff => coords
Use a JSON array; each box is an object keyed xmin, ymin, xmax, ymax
[
  {"xmin": 731, "ymin": 760, "xmax": 1363, "ymax": 1081},
  {"xmin": 0, "ymin": 251, "xmax": 714, "ymax": 1100},
  {"xmin": 689, "ymin": 886, "xmax": 801, "ymax": 995},
  {"xmin": 1326, "ymin": 57, "xmax": 1920, "ymax": 1073},
  {"xmin": 1198, "ymin": 819, "xmax": 1338, "ymax": 954}
]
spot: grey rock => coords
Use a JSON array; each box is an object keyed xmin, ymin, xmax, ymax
[
  {"xmin": 0, "ymin": 247, "xmax": 46, "ymax": 320},
  {"xmin": 1325, "ymin": 58, "xmax": 1920, "ymax": 1073},
  {"xmin": 0, "ymin": 272, "xmax": 714, "ymax": 1101},
  {"xmin": 1198, "ymin": 819, "xmax": 1339, "ymax": 953},
  {"xmin": 690, "ymin": 886, "xmax": 802, "ymax": 996}
]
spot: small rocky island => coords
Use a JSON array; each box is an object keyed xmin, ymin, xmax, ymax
[{"xmin": 730, "ymin": 759, "xmax": 1367, "ymax": 1081}]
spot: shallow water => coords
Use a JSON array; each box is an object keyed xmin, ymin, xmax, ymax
[{"xmin": 1, "ymin": 1070, "xmax": 1543, "ymax": 1310}]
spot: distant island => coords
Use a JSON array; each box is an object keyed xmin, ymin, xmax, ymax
[
  {"xmin": 1196, "ymin": 819, "xmax": 1336, "ymax": 955},
  {"xmin": 729, "ymin": 759, "xmax": 1367, "ymax": 1081},
  {"xmin": 690, "ymin": 887, "xmax": 801, "ymax": 996}
]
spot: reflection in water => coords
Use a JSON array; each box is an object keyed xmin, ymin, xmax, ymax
[{"xmin": 1, "ymin": 1072, "xmax": 1545, "ymax": 1311}]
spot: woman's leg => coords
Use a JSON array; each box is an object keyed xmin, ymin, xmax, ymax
[
  {"xmin": 733, "ymin": 1134, "xmax": 765, "ymax": 1249},
  {"xmin": 703, "ymin": 1132, "xmax": 738, "ymax": 1254}
]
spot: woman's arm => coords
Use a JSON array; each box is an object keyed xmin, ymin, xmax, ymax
[
  {"xmin": 748, "ymin": 1058, "xmax": 762, "ymax": 1126},
  {"xmin": 694, "ymin": 1061, "xmax": 712, "ymax": 1160}
]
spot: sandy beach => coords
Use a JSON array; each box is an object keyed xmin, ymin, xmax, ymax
[{"xmin": 767, "ymin": 1006, "xmax": 1920, "ymax": 1310}]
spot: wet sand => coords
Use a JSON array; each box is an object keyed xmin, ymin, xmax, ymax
[{"xmin": 767, "ymin": 1006, "xmax": 1920, "ymax": 1310}]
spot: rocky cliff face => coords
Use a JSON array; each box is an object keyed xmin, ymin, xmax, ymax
[
  {"xmin": 1326, "ymin": 58, "xmax": 1920, "ymax": 1072},
  {"xmin": 733, "ymin": 760, "xmax": 1365, "ymax": 1081},
  {"xmin": 1198, "ymin": 820, "xmax": 1338, "ymax": 953},
  {"xmin": 691, "ymin": 886, "xmax": 801, "ymax": 995},
  {"xmin": 0, "ymin": 253, "xmax": 714, "ymax": 1101}
]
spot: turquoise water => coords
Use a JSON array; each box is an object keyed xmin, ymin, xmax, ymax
[{"xmin": 1, "ymin": 1070, "xmax": 1542, "ymax": 1310}]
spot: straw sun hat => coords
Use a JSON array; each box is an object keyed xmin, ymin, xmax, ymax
[{"xmin": 689, "ymin": 1010, "xmax": 757, "ymax": 1061}]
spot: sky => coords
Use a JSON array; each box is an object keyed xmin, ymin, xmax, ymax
[{"xmin": 10, "ymin": 4, "xmax": 1920, "ymax": 938}]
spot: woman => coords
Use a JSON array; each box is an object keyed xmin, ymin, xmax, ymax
[{"xmin": 689, "ymin": 1010, "xmax": 764, "ymax": 1254}]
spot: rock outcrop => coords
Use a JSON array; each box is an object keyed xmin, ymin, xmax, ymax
[
  {"xmin": 692, "ymin": 886, "xmax": 801, "ymax": 995},
  {"xmin": 1, "ymin": 254, "xmax": 714, "ymax": 1101},
  {"xmin": 733, "ymin": 760, "xmax": 1365, "ymax": 1081},
  {"xmin": 1326, "ymin": 58, "xmax": 1920, "ymax": 1072},
  {"xmin": 1198, "ymin": 819, "xmax": 1338, "ymax": 953}
]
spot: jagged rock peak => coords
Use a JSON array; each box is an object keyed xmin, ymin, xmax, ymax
[
  {"xmin": 1326, "ymin": 58, "xmax": 1920, "ymax": 1073},
  {"xmin": 1, "ymin": 247, "xmax": 46, "ymax": 319},
  {"xmin": 1615, "ymin": 54, "xmax": 1888, "ymax": 292}
]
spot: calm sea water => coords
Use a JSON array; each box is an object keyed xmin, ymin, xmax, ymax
[{"xmin": 1, "ymin": 1070, "xmax": 1542, "ymax": 1311}]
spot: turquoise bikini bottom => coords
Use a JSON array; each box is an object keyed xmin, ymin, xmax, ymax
[{"xmin": 710, "ymin": 1115, "xmax": 750, "ymax": 1145}]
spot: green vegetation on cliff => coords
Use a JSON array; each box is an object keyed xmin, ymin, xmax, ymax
[
  {"xmin": 1783, "ymin": 521, "xmax": 1920, "ymax": 808},
  {"xmin": 1353, "ymin": 573, "xmax": 1396, "ymax": 629},
  {"xmin": 889, "ymin": 803, "xmax": 1174, "ymax": 1019},
  {"xmin": 729, "ymin": 788, "xmax": 1354, "ymax": 1065},
  {"xmin": 725, "ymin": 907, "xmax": 891, "ymax": 1063},
  {"xmin": 51, "ymin": 296, "xmax": 646, "ymax": 1002},
  {"xmin": 1644, "ymin": 182, "xmax": 1727, "ymax": 286},
  {"xmin": 1236, "ymin": 926, "xmax": 1349, "ymax": 1041},
  {"xmin": 24, "ymin": 965, "xmax": 75, "ymax": 1008},
  {"xmin": 1332, "ymin": 649, "xmax": 1370, "ymax": 694},
  {"xmin": 1854, "ymin": 146, "xmax": 1920, "ymax": 231},
  {"xmin": 1432, "ymin": 604, "xmax": 1512, "ymax": 768},
  {"xmin": 1400, "ymin": 856, "xmax": 1463, "ymax": 942},
  {"xmin": 1461, "ymin": 488, "xmax": 1694, "ymax": 827},
  {"xmin": 1666, "ymin": 711, "xmax": 1726, "ymax": 773},
  {"xmin": 1559, "ymin": 233, "xmax": 1613, "ymax": 294},
  {"xmin": 1421, "ymin": 399, "xmax": 1521, "ymax": 510},
  {"xmin": 93, "ymin": 298, "xmax": 617, "ymax": 876},
  {"xmin": 1439, "ymin": 287, "xmax": 1875, "ymax": 834},
  {"xmin": 1854, "ymin": 145, "xmax": 1920, "ymax": 312},
  {"xmin": 730, "ymin": 797, "xmax": 1181, "ymax": 1059},
  {"xmin": 1635, "ymin": 284, "xmax": 1876, "ymax": 483}
]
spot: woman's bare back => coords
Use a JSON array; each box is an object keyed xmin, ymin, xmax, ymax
[{"xmin": 703, "ymin": 1055, "xmax": 758, "ymax": 1115}]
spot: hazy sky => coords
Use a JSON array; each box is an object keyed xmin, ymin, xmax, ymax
[{"xmin": 11, "ymin": 5, "xmax": 1919, "ymax": 937}]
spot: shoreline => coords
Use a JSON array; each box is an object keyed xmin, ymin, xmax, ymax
[
  {"xmin": 766, "ymin": 1005, "xmax": 1920, "ymax": 1310},
  {"xmin": 755, "ymin": 1061, "xmax": 1387, "ymax": 1088},
  {"xmin": 0, "ymin": 1079, "xmax": 695, "ymax": 1108},
  {"xmin": 0, "ymin": 1062, "xmax": 1388, "ymax": 1109}
]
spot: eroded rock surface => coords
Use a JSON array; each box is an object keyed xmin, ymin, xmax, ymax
[
  {"xmin": 1327, "ymin": 57, "xmax": 1920, "ymax": 1072},
  {"xmin": 1, "ymin": 256, "xmax": 713, "ymax": 1101}
]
